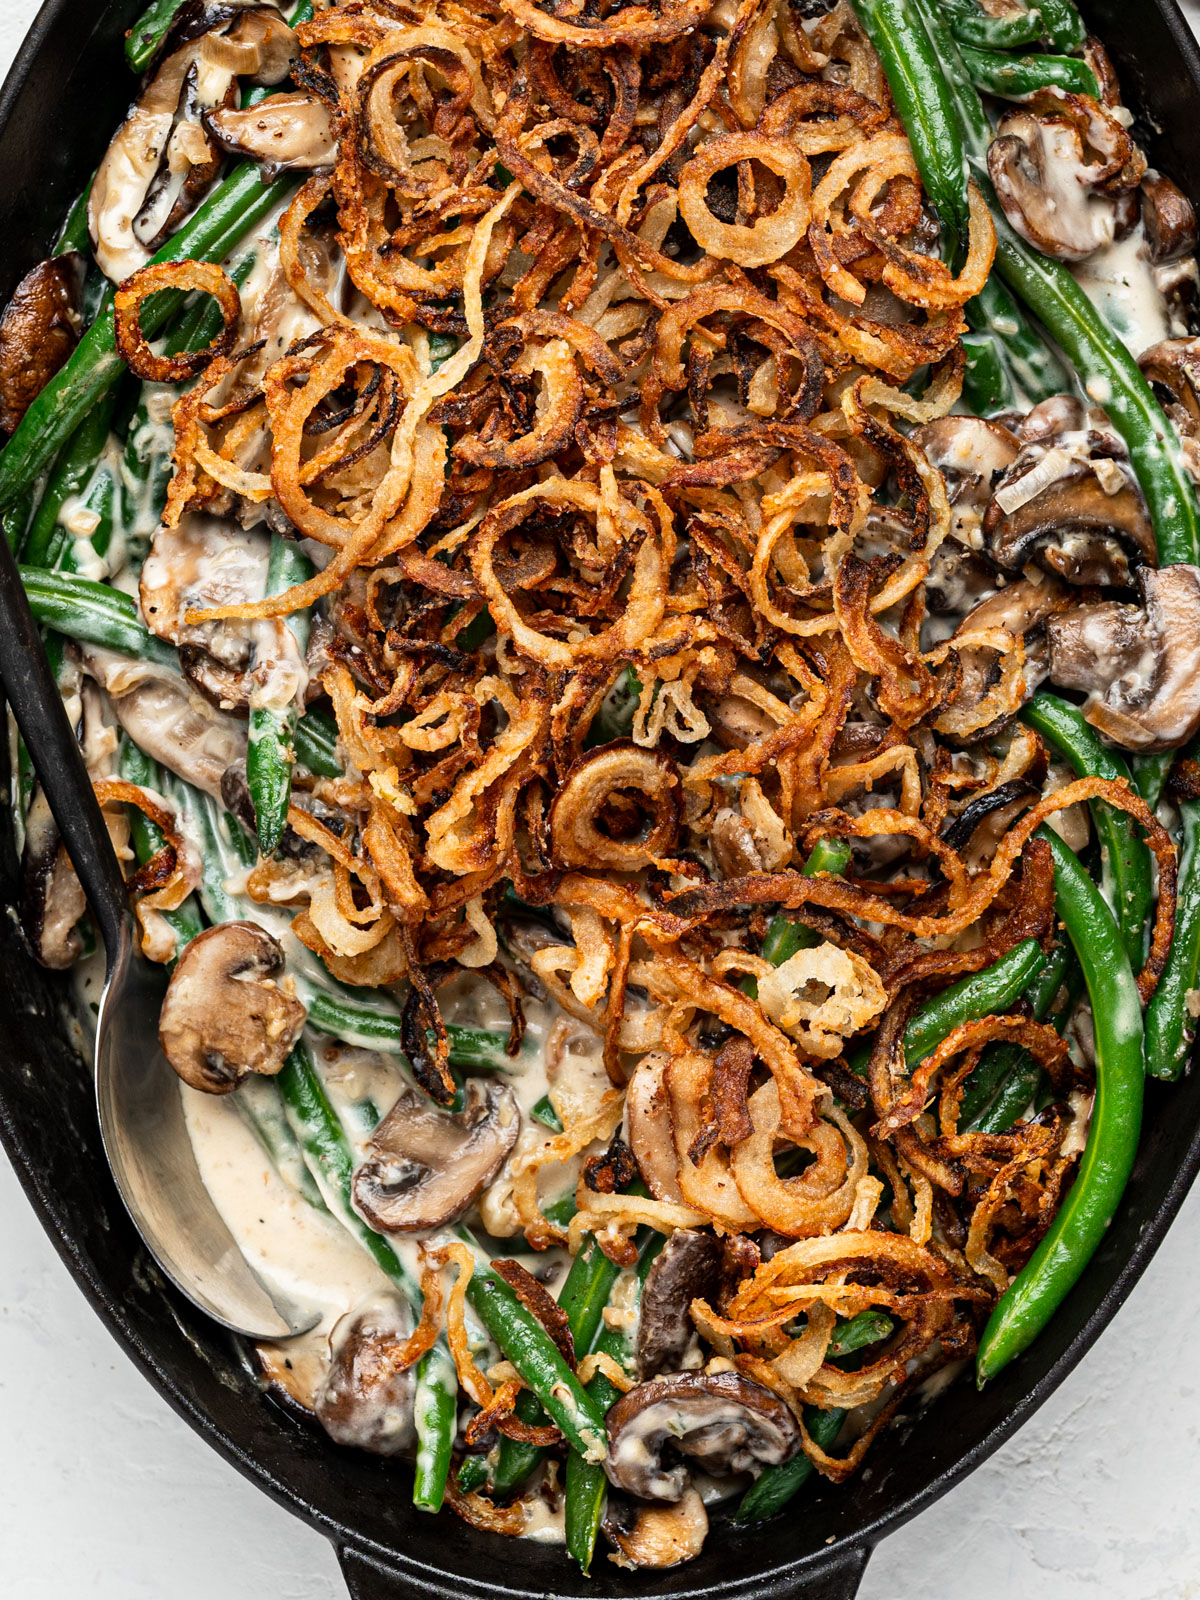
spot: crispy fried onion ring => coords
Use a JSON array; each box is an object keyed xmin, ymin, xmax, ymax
[
  {"xmin": 469, "ymin": 475, "xmax": 675, "ymax": 669},
  {"xmin": 718, "ymin": 941, "xmax": 887, "ymax": 1060},
  {"xmin": 548, "ymin": 742, "xmax": 681, "ymax": 870},
  {"xmin": 114, "ymin": 261, "xmax": 241, "ymax": 383},
  {"xmin": 93, "ymin": 779, "xmax": 200, "ymax": 964},
  {"xmin": 678, "ymin": 133, "xmax": 813, "ymax": 269}
]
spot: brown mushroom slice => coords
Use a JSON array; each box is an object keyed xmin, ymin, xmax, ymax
[
  {"xmin": 0, "ymin": 253, "xmax": 85, "ymax": 433},
  {"xmin": 636, "ymin": 1230, "xmax": 721, "ymax": 1379},
  {"xmin": 987, "ymin": 102, "xmax": 1136, "ymax": 262},
  {"xmin": 603, "ymin": 1488, "xmax": 709, "ymax": 1570},
  {"xmin": 205, "ymin": 91, "xmax": 337, "ymax": 179},
  {"xmin": 983, "ymin": 416, "xmax": 1156, "ymax": 589},
  {"xmin": 1141, "ymin": 171, "xmax": 1198, "ymax": 264},
  {"xmin": 1046, "ymin": 562, "xmax": 1200, "ymax": 751},
  {"xmin": 352, "ymin": 1079, "xmax": 519, "ymax": 1233},
  {"xmin": 313, "ymin": 1294, "xmax": 417, "ymax": 1455},
  {"xmin": 140, "ymin": 517, "xmax": 303, "ymax": 717},
  {"xmin": 625, "ymin": 1052, "xmax": 685, "ymax": 1204},
  {"xmin": 159, "ymin": 921, "xmax": 307, "ymax": 1093},
  {"xmin": 21, "ymin": 785, "xmax": 87, "ymax": 969},
  {"xmin": 605, "ymin": 1371, "xmax": 801, "ymax": 1501},
  {"xmin": 709, "ymin": 808, "xmax": 768, "ymax": 879},
  {"xmin": 89, "ymin": 3, "xmax": 299, "ymax": 281},
  {"xmin": 82, "ymin": 650, "xmax": 244, "ymax": 798},
  {"xmin": 913, "ymin": 415, "xmax": 1020, "ymax": 549},
  {"xmin": 1140, "ymin": 337, "xmax": 1200, "ymax": 437}
]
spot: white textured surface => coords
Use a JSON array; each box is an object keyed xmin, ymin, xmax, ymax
[{"xmin": 5, "ymin": 4, "xmax": 1200, "ymax": 1596}]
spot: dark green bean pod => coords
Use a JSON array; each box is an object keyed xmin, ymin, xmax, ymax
[
  {"xmin": 943, "ymin": 0, "xmax": 1046, "ymax": 49},
  {"xmin": 1145, "ymin": 787, "xmax": 1200, "ymax": 1081},
  {"xmin": 959, "ymin": 44, "xmax": 1100, "ymax": 100},
  {"xmin": 976, "ymin": 830, "xmax": 1144, "ymax": 1383}
]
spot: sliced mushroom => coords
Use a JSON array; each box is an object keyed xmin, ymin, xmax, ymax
[
  {"xmin": 625, "ymin": 1052, "xmax": 685, "ymax": 1204},
  {"xmin": 21, "ymin": 785, "xmax": 87, "ymax": 969},
  {"xmin": 637, "ymin": 1231, "xmax": 720, "ymax": 1379},
  {"xmin": 313, "ymin": 1294, "xmax": 417, "ymax": 1455},
  {"xmin": 352, "ymin": 1079, "xmax": 519, "ymax": 1232},
  {"xmin": 159, "ymin": 921, "xmax": 307, "ymax": 1092},
  {"xmin": 605, "ymin": 1371, "xmax": 801, "ymax": 1501},
  {"xmin": 603, "ymin": 1488, "xmax": 709, "ymax": 1570},
  {"xmin": 709, "ymin": 807, "xmax": 768, "ymax": 879},
  {"xmin": 82, "ymin": 649, "xmax": 244, "ymax": 798},
  {"xmin": 1046, "ymin": 562, "xmax": 1200, "ymax": 750},
  {"xmin": 913, "ymin": 415, "xmax": 1020, "ymax": 551},
  {"xmin": 987, "ymin": 97, "xmax": 1144, "ymax": 263},
  {"xmin": 0, "ymin": 253, "xmax": 85, "ymax": 433},
  {"xmin": 89, "ymin": 3, "xmax": 299, "ymax": 282},
  {"xmin": 1140, "ymin": 337, "xmax": 1200, "ymax": 443},
  {"xmin": 205, "ymin": 91, "xmax": 337, "ymax": 179},
  {"xmin": 983, "ymin": 399, "xmax": 1155, "ymax": 586},
  {"xmin": 1141, "ymin": 171, "xmax": 1198, "ymax": 264},
  {"xmin": 140, "ymin": 517, "xmax": 305, "ymax": 716}
]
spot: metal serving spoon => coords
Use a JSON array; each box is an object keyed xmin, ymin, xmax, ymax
[{"xmin": 0, "ymin": 536, "xmax": 317, "ymax": 1339}]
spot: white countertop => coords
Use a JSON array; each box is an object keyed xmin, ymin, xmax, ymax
[{"xmin": 3, "ymin": 4, "xmax": 1200, "ymax": 1596}]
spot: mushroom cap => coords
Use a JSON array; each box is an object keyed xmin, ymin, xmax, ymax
[
  {"xmin": 205, "ymin": 91, "xmax": 337, "ymax": 179},
  {"xmin": 352, "ymin": 1078, "xmax": 519, "ymax": 1233},
  {"xmin": 159, "ymin": 921, "xmax": 307, "ymax": 1093},
  {"xmin": 603, "ymin": 1488, "xmax": 709, "ymax": 1570},
  {"xmin": 0, "ymin": 254, "xmax": 84, "ymax": 434},
  {"xmin": 625, "ymin": 1052, "xmax": 685, "ymax": 1204},
  {"xmin": 313, "ymin": 1293, "xmax": 417, "ymax": 1455},
  {"xmin": 983, "ymin": 404, "xmax": 1155, "ymax": 587},
  {"xmin": 605, "ymin": 1370, "xmax": 801, "ymax": 1501},
  {"xmin": 1046, "ymin": 562, "xmax": 1200, "ymax": 751},
  {"xmin": 987, "ymin": 100, "xmax": 1138, "ymax": 263},
  {"xmin": 636, "ymin": 1230, "xmax": 721, "ymax": 1380},
  {"xmin": 1141, "ymin": 171, "xmax": 1198, "ymax": 264}
]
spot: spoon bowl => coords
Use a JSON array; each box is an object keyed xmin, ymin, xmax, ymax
[{"xmin": 0, "ymin": 532, "xmax": 318, "ymax": 1340}]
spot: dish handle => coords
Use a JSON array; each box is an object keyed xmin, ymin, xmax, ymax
[{"xmin": 804, "ymin": 1543, "xmax": 873, "ymax": 1599}]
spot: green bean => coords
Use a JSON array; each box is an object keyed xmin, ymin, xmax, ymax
[
  {"xmin": 413, "ymin": 1340, "xmax": 458, "ymax": 1512},
  {"xmin": 903, "ymin": 937, "xmax": 1044, "ymax": 1068},
  {"xmin": 278, "ymin": 1040, "xmax": 457, "ymax": 1506},
  {"xmin": 293, "ymin": 706, "xmax": 341, "ymax": 778},
  {"xmin": 454, "ymin": 1453, "xmax": 491, "ymax": 1494},
  {"xmin": 491, "ymin": 1226, "xmax": 626, "ymax": 1495},
  {"xmin": 976, "ymin": 829, "xmax": 1144, "ymax": 1383},
  {"xmin": 970, "ymin": 954, "xmax": 1084, "ymax": 1133},
  {"xmin": 21, "ymin": 391, "xmax": 120, "ymax": 568},
  {"xmin": 759, "ymin": 837, "xmax": 854, "ymax": 970},
  {"xmin": 564, "ymin": 1234, "xmax": 666, "ymax": 1573},
  {"xmin": 20, "ymin": 566, "xmax": 176, "ymax": 664},
  {"xmin": 962, "ymin": 329, "xmax": 1016, "ymax": 416},
  {"xmin": 54, "ymin": 178, "xmax": 95, "ymax": 257},
  {"xmin": 734, "ymin": 1406, "xmax": 846, "ymax": 1523},
  {"xmin": 943, "ymin": 0, "xmax": 1046, "ymax": 49},
  {"xmin": 247, "ymin": 537, "xmax": 313, "ymax": 855},
  {"xmin": 465, "ymin": 1270, "xmax": 609, "ymax": 1463},
  {"xmin": 1022, "ymin": 693, "xmax": 1152, "ymax": 968},
  {"xmin": 957, "ymin": 940, "xmax": 1070, "ymax": 1126},
  {"xmin": 0, "ymin": 161, "xmax": 301, "ymax": 513},
  {"xmin": 2, "ymin": 493, "xmax": 32, "ymax": 554},
  {"xmin": 531, "ymin": 1095, "xmax": 564, "ymax": 1132},
  {"xmin": 911, "ymin": 0, "xmax": 1200, "ymax": 568},
  {"xmin": 960, "ymin": 44, "xmax": 1100, "ymax": 100},
  {"xmin": 125, "ymin": 0, "xmax": 191, "ymax": 71},
  {"xmin": 1133, "ymin": 753, "xmax": 1173, "ymax": 812},
  {"xmin": 1145, "ymin": 784, "xmax": 1200, "ymax": 1080},
  {"xmin": 429, "ymin": 332, "xmax": 460, "ymax": 372},
  {"xmin": 117, "ymin": 737, "xmax": 206, "ymax": 950},
  {"xmin": 588, "ymin": 664, "xmax": 643, "ymax": 746},
  {"xmin": 848, "ymin": 0, "xmax": 970, "ymax": 254},
  {"xmin": 1034, "ymin": 0, "xmax": 1086, "ymax": 53},
  {"xmin": 827, "ymin": 1309, "xmax": 895, "ymax": 1358},
  {"xmin": 235, "ymin": 1077, "xmax": 325, "ymax": 1209}
]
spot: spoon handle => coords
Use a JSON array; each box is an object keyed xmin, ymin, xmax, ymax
[{"xmin": 0, "ymin": 532, "xmax": 128, "ymax": 957}]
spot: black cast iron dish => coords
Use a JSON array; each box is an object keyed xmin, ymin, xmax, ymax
[{"xmin": 1, "ymin": 2, "xmax": 1199, "ymax": 1595}]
